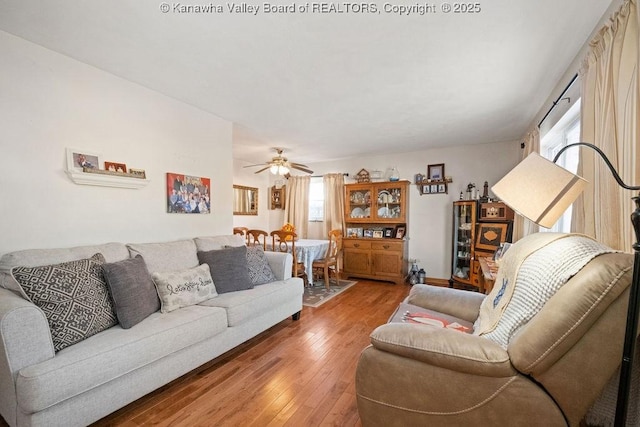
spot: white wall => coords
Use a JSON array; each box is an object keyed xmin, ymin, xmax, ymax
[
  {"xmin": 307, "ymin": 140, "xmax": 520, "ymax": 279},
  {"xmin": 0, "ymin": 31, "xmax": 233, "ymax": 255}
]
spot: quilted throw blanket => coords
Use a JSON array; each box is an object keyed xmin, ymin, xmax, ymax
[{"xmin": 473, "ymin": 233, "xmax": 616, "ymax": 349}]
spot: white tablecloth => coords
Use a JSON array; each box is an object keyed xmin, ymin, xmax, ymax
[{"xmin": 267, "ymin": 239, "xmax": 329, "ymax": 285}]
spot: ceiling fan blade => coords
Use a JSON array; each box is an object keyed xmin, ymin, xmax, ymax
[
  {"xmin": 253, "ymin": 166, "xmax": 271, "ymax": 174},
  {"xmin": 291, "ymin": 165, "xmax": 314, "ymax": 174},
  {"xmin": 289, "ymin": 161, "xmax": 310, "ymax": 168},
  {"xmin": 243, "ymin": 163, "xmax": 268, "ymax": 168}
]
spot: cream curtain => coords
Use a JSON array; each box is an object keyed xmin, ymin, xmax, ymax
[
  {"xmin": 512, "ymin": 129, "xmax": 541, "ymax": 241},
  {"xmin": 323, "ymin": 173, "xmax": 345, "ymax": 236},
  {"xmin": 284, "ymin": 175, "xmax": 310, "ymax": 238},
  {"xmin": 574, "ymin": 0, "xmax": 639, "ymax": 251}
]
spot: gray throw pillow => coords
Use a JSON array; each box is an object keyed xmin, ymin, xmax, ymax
[
  {"xmin": 11, "ymin": 253, "xmax": 118, "ymax": 352},
  {"xmin": 197, "ymin": 246, "xmax": 253, "ymax": 294},
  {"xmin": 246, "ymin": 246, "xmax": 277, "ymax": 285},
  {"xmin": 152, "ymin": 263, "xmax": 217, "ymax": 313},
  {"xmin": 102, "ymin": 255, "xmax": 160, "ymax": 328}
]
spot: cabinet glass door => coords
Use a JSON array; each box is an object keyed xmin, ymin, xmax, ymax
[
  {"xmin": 374, "ymin": 185, "xmax": 403, "ymax": 220},
  {"xmin": 347, "ymin": 187, "xmax": 371, "ymax": 219},
  {"xmin": 452, "ymin": 202, "xmax": 475, "ymax": 283}
]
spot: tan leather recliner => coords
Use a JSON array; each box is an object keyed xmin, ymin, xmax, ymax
[{"xmin": 356, "ymin": 249, "xmax": 633, "ymax": 426}]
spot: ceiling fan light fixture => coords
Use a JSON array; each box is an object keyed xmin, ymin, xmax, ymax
[{"xmin": 270, "ymin": 164, "xmax": 279, "ymax": 174}]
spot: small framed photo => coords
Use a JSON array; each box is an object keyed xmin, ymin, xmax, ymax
[
  {"xmin": 395, "ymin": 225, "xmax": 406, "ymax": 239},
  {"xmin": 384, "ymin": 227, "xmax": 395, "ymax": 238},
  {"xmin": 422, "ymin": 185, "xmax": 430, "ymax": 194},
  {"xmin": 428, "ymin": 163, "xmax": 445, "ymax": 181},
  {"xmin": 129, "ymin": 168, "xmax": 146, "ymax": 179},
  {"xmin": 438, "ymin": 184, "xmax": 446, "ymax": 193},
  {"xmin": 373, "ymin": 230, "xmax": 384, "ymax": 238},
  {"xmin": 346, "ymin": 227, "xmax": 359, "ymax": 238},
  {"xmin": 430, "ymin": 184, "xmax": 438, "ymax": 193},
  {"xmin": 105, "ymin": 162, "xmax": 127, "ymax": 173},
  {"xmin": 66, "ymin": 148, "xmax": 101, "ymax": 172},
  {"xmin": 414, "ymin": 173, "xmax": 425, "ymax": 184},
  {"xmin": 364, "ymin": 229, "xmax": 374, "ymax": 238}
]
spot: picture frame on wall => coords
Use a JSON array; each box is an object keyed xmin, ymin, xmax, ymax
[
  {"xmin": 166, "ymin": 172, "xmax": 211, "ymax": 214},
  {"xmin": 430, "ymin": 184, "xmax": 438, "ymax": 193},
  {"xmin": 66, "ymin": 148, "xmax": 101, "ymax": 172},
  {"xmin": 427, "ymin": 163, "xmax": 445, "ymax": 181},
  {"xmin": 422, "ymin": 185, "xmax": 430, "ymax": 194}
]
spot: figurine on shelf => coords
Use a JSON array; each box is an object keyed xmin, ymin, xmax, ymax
[{"xmin": 480, "ymin": 181, "xmax": 490, "ymax": 202}]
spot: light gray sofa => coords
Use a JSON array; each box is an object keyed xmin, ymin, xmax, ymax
[{"xmin": 0, "ymin": 235, "xmax": 304, "ymax": 427}]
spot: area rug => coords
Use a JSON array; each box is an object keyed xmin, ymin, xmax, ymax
[{"xmin": 303, "ymin": 279, "xmax": 358, "ymax": 308}]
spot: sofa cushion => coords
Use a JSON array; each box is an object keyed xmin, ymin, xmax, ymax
[
  {"xmin": 246, "ymin": 245, "xmax": 277, "ymax": 285},
  {"xmin": 0, "ymin": 242, "xmax": 129, "ymax": 292},
  {"xmin": 11, "ymin": 253, "xmax": 118, "ymax": 352},
  {"xmin": 126, "ymin": 239, "xmax": 199, "ymax": 275},
  {"xmin": 102, "ymin": 255, "xmax": 160, "ymax": 328},
  {"xmin": 197, "ymin": 246, "xmax": 253, "ymax": 294},
  {"xmin": 16, "ymin": 305, "xmax": 228, "ymax": 413},
  {"xmin": 199, "ymin": 278, "xmax": 303, "ymax": 326},
  {"xmin": 152, "ymin": 264, "xmax": 217, "ymax": 313},
  {"xmin": 194, "ymin": 235, "xmax": 245, "ymax": 252}
]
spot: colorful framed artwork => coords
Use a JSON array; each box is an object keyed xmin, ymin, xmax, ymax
[
  {"xmin": 475, "ymin": 223, "xmax": 509, "ymax": 252},
  {"xmin": 66, "ymin": 148, "xmax": 101, "ymax": 172},
  {"xmin": 428, "ymin": 163, "xmax": 445, "ymax": 181},
  {"xmin": 166, "ymin": 172, "xmax": 211, "ymax": 214}
]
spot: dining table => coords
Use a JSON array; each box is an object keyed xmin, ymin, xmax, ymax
[{"xmin": 266, "ymin": 238, "xmax": 329, "ymax": 286}]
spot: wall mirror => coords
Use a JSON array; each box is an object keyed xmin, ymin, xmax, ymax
[{"xmin": 233, "ymin": 185, "xmax": 258, "ymax": 215}]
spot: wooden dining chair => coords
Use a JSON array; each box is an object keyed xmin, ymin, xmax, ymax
[
  {"xmin": 312, "ymin": 229, "xmax": 343, "ymax": 290},
  {"xmin": 233, "ymin": 227, "xmax": 249, "ymax": 242},
  {"xmin": 270, "ymin": 230, "xmax": 308, "ymax": 286},
  {"xmin": 246, "ymin": 229, "xmax": 268, "ymax": 250}
]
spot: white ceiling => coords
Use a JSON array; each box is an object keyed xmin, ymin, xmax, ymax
[{"xmin": 0, "ymin": 0, "xmax": 613, "ymax": 165}]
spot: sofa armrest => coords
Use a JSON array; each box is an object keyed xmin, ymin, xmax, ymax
[
  {"xmin": 0, "ymin": 288, "xmax": 54, "ymax": 425},
  {"xmin": 406, "ymin": 284, "xmax": 485, "ymax": 323},
  {"xmin": 264, "ymin": 251, "xmax": 293, "ymax": 281},
  {"xmin": 370, "ymin": 322, "xmax": 515, "ymax": 377}
]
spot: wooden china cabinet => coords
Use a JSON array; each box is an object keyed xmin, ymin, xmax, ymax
[
  {"xmin": 343, "ymin": 180, "xmax": 409, "ymax": 285},
  {"xmin": 450, "ymin": 200, "xmax": 513, "ymax": 290}
]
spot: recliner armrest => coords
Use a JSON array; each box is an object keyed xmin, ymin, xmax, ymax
[
  {"xmin": 370, "ymin": 323, "xmax": 515, "ymax": 377},
  {"xmin": 406, "ymin": 284, "xmax": 485, "ymax": 323}
]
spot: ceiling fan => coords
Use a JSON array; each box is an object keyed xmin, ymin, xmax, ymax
[{"xmin": 243, "ymin": 148, "xmax": 313, "ymax": 175}]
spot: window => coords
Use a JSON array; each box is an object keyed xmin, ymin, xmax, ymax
[
  {"xmin": 540, "ymin": 98, "xmax": 581, "ymax": 233},
  {"xmin": 309, "ymin": 177, "xmax": 324, "ymax": 221}
]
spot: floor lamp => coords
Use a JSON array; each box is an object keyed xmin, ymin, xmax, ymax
[{"xmin": 491, "ymin": 143, "xmax": 640, "ymax": 426}]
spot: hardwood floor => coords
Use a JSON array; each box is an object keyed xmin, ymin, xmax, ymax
[{"xmin": 71, "ymin": 279, "xmax": 408, "ymax": 426}]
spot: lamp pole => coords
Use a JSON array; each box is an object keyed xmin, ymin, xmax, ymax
[{"xmin": 553, "ymin": 143, "xmax": 640, "ymax": 426}]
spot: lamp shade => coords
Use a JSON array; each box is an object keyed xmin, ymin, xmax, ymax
[{"xmin": 491, "ymin": 152, "xmax": 588, "ymax": 228}]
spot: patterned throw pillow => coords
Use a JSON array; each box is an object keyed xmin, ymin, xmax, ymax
[
  {"xmin": 246, "ymin": 246, "xmax": 277, "ymax": 285},
  {"xmin": 11, "ymin": 253, "xmax": 118, "ymax": 352},
  {"xmin": 151, "ymin": 263, "xmax": 218, "ymax": 313}
]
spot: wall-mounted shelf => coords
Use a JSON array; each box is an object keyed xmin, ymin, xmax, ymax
[
  {"xmin": 416, "ymin": 178, "xmax": 452, "ymax": 195},
  {"xmin": 66, "ymin": 170, "xmax": 150, "ymax": 189}
]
